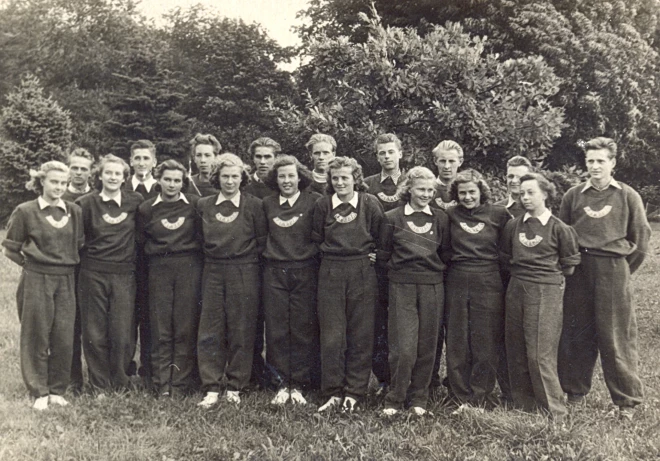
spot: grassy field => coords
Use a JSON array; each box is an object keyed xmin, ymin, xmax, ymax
[{"xmin": 1, "ymin": 226, "xmax": 659, "ymax": 461}]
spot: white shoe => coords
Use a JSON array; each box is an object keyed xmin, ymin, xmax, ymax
[
  {"xmin": 412, "ymin": 406, "xmax": 427, "ymax": 416},
  {"xmin": 318, "ymin": 396, "xmax": 341, "ymax": 412},
  {"xmin": 290, "ymin": 389, "xmax": 307, "ymax": 405},
  {"xmin": 382, "ymin": 408, "xmax": 398, "ymax": 416},
  {"xmin": 32, "ymin": 396, "xmax": 49, "ymax": 411},
  {"xmin": 271, "ymin": 388, "xmax": 290, "ymax": 405},
  {"xmin": 49, "ymin": 395, "xmax": 69, "ymax": 407},
  {"xmin": 342, "ymin": 396, "xmax": 357, "ymax": 413},
  {"xmin": 225, "ymin": 390, "xmax": 241, "ymax": 404},
  {"xmin": 198, "ymin": 391, "xmax": 219, "ymax": 408}
]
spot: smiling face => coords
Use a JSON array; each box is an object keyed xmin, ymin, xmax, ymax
[
  {"xmin": 158, "ymin": 169, "xmax": 184, "ymax": 200},
  {"xmin": 311, "ymin": 142, "xmax": 335, "ymax": 173},
  {"xmin": 101, "ymin": 162, "xmax": 126, "ymax": 194},
  {"xmin": 330, "ymin": 166, "xmax": 356, "ymax": 200},
  {"xmin": 434, "ymin": 149, "xmax": 463, "ymax": 183},
  {"xmin": 219, "ymin": 165, "xmax": 242, "ymax": 198},
  {"xmin": 376, "ymin": 142, "xmax": 403, "ymax": 174},
  {"xmin": 409, "ymin": 178, "xmax": 436, "ymax": 210},
  {"xmin": 506, "ymin": 165, "xmax": 531, "ymax": 198},
  {"xmin": 42, "ymin": 170, "xmax": 69, "ymax": 202},
  {"xmin": 520, "ymin": 179, "xmax": 547, "ymax": 214},
  {"xmin": 194, "ymin": 144, "xmax": 216, "ymax": 176},
  {"xmin": 457, "ymin": 181, "xmax": 481, "ymax": 210},
  {"xmin": 69, "ymin": 156, "xmax": 93, "ymax": 189},
  {"xmin": 276, "ymin": 164, "xmax": 300, "ymax": 198},
  {"xmin": 586, "ymin": 148, "xmax": 616, "ymax": 186},
  {"xmin": 130, "ymin": 148, "xmax": 157, "ymax": 180},
  {"xmin": 253, "ymin": 146, "xmax": 277, "ymax": 179}
]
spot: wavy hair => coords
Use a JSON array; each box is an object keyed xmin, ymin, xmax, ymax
[
  {"xmin": 264, "ymin": 155, "xmax": 313, "ymax": 192},
  {"xmin": 520, "ymin": 172, "xmax": 556, "ymax": 202},
  {"xmin": 325, "ymin": 156, "xmax": 367, "ymax": 194},
  {"xmin": 449, "ymin": 169, "xmax": 491, "ymax": 204},
  {"xmin": 26, "ymin": 161, "xmax": 69, "ymax": 195},
  {"xmin": 154, "ymin": 159, "xmax": 190, "ymax": 192},
  {"xmin": 431, "ymin": 140, "xmax": 464, "ymax": 161},
  {"xmin": 398, "ymin": 166, "xmax": 436, "ymax": 203},
  {"xmin": 209, "ymin": 153, "xmax": 251, "ymax": 191},
  {"xmin": 93, "ymin": 154, "xmax": 131, "ymax": 191}
]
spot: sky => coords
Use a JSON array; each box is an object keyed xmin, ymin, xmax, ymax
[{"xmin": 137, "ymin": 0, "xmax": 309, "ymax": 48}]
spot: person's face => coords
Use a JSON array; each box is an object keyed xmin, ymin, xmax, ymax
[
  {"xmin": 276, "ymin": 164, "xmax": 300, "ymax": 198},
  {"xmin": 586, "ymin": 149, "xmax": 616, "ymax": 183},
  {"xmin": 457, "ymin": 181, "xmax": 481, "ymax": 210},
  {"xmin": 330, "ymin": 166, "xmax": 356, "ymax": 200},
  {"xmin": 434, "ymin": 149, "xmax": 463, "ymax": 182},
  {"xmin": 311, "ymin": 142, "xmax": 335, "ymax": 173},
  {"xmin": 194, "ymin": 144, "xmax": 216, "ymax": 175},
  {"xmin": 376, "ymin": 142, "xmax": 402, "ymax": 172},
  {"xmin": 101, "ymin": 162, "xmax": 126, "ymax": 193},
  {"xmin": 506, "ymin": 165, "xmax": 531, "ymax": 197},
  {"xmin": 42, "ymin": 170, "xmax": 69, "ymax": 202},
  {"xmin": 253, "ymin": 146, "xmax": 276, "ymax": 178},
  {"xmin": 409, "ymin": 178, "xmax": 436, "ymax": 210},
  {"xmin": 520, "ymin": 179, "xmax": 547, "ymax": 213},
  {"xmin": 130, "ymin": 148, "xmax": 157, "ymax": 179},
  {"xmin": 68, "ymin": 156, "xmax": 93, "ymax": 188},
  {"xmin": 158, "ymin": 169, "xmax": 184, "ymax": 200},
  {"xmin": 219, "ymin": 165, "xmax": 242, "ymax": 197}
]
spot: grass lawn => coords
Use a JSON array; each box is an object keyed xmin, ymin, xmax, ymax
[{"xmin": 1, "ymin": 225, "xmax": 659, "ymax": 460}]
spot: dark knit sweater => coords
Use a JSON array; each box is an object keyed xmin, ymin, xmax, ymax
[
  {"xmin": 244, "ymin": 180, "xmax": 276, "ymax": 200},
  {"xmin": 431, "ymin": 180, "xmax": 457, "ymax": 211},
  {"xmin": 189, "ymin": 174, "xmax": 218, "ymax": 198},
  {"xmin": 307, "ymin": 178, "xmax": 328, "ymax": 196},
  {"xmin": 364, "ymin": 174, "xmax": 403, "ymax": 212},
  {"xmin": 494, "ymin": 197, "xmax": 526, "ymax": 219}
]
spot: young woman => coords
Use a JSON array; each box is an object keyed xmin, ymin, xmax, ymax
[
  {"xmin": 137, "ymin": 160, "xmax": 203, "ymax": 397},
  {"xmin": 312, "ymin": 156, "xmax": 385, "ymax": 413},
  {"xmin": 262, "ymin": 155, "xmax": 322, "ymax": 405},
  {"xmin": 380, "ymin": 167, "xmax": 451, "ymax": 416},
  {"xmin": 189, "ymin": 133, "xmax": 222, "ymax": 197},
  {"xmin": 501, "ymin": 173, "xmax": 580, "ymax": 417},
  {"xmin": 196, "ymin": 153, "xmax": 267, "ymax": 407},
  {"xmin": 76, "ymin": 154, "xmax": 144, "ymax": 392},
  {"xmin": 3, "ymin": 161, "xmax": 83, "ymax": 410},
  {"xmin": 445, "ymin": 169, "xmax": 510, "ymax": 407}
]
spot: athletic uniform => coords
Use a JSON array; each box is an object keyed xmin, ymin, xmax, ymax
[
  {"xmin": 308, "ymin": 170, "xmax": 328, "ymax": 196},
  {"xmin": 189, "ymin": 174, "xmax": 218, "ymax": 197},
  {"xmin": 495, "ymin": 196, "xmax": 526, "ymax": 219}
]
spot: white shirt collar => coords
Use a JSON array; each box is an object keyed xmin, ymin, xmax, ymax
[
  {"xmin": 153, "ymin": 194, "xmax": 189, "ymax": 207},
  {"xmin": 312, "ymin": 170, "xmax": 327, "ymax": 184},
  {"xmin": 332, "ymin": 192, "xmax": 359, "ymax": 209},
  {"xmin": 404, "ymin": 203, "xmax": 432, "ymax": 216},
  {"xmin": 279, "ymin": 191, "xmax": 301, "ymax": 207},
  {"xmin": 100, "ymin": 190, "xmax": 122, "ymax": 206},
  {"xmin": 523, "ymin": 208, "xmax": 552, "ymax": 226},
  {"xmin": 38, "ymin": 196, "xmax": 67, "ymax": 212},
  {"xmin": 505, "ymin": 196, "xmax": 516, "ymax": 208},
  {"xmin": 581, "ymin": 178, "xmax": 621, "ymax": 193},
  {"xmin": 215, "ymin": 191, "xmax": 241, "ymax": 207},
  {"xmin": 68, "ymin": 183, "xmax": 90, "ymax": 194},
  {"xmin": 380, "ymin": 170, "xmax": 402, "ymax": 184},
  {"xmin": 131, "ymin": 175, "xmax": 157, "ymax": 192},
  {"xmin": 436, "ymin": 178, "xmax": 449, "ymax": 187},
  {"xmin": 252, "ymin": 172, "xmax": 263, "ymax": 183}
]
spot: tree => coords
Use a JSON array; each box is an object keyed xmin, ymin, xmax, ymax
[{"xmin": 0, "ymin": 75, "xmax": 73, "ymax": 221}]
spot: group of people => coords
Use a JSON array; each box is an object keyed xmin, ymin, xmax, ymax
[{"xmin": 3, "ymin": 132, "xmax": 650, "ymax": 420}]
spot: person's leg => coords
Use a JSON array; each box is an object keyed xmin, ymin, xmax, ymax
[
  {"xmin": 79, "ymin": 269, "xmax": 112, "ymax": 390},
  {"xmin": 372, "ymin": 267, "xmax": 390, "ymax": 386},
  {"xmin": 47, "ymin": 273, "xmax": 76, "ymax": 396},
  {"xmin": 264, "ymin": 265, "xmax": 291, "ymax": 387},
  {"xmin": 445, "ymin": 269, "xmax": 472, "ymax": 402},
  {"xmin": 70, "ymin": 267, "xmax": 83, "ymax": 392},
  {"xmin": 108, "ymin": 272, "xmax": 137, "ymax": 389},
  {"xmin": 197, "ymin": 266, "xmax": 227, "ymax": 394},
  {"xmin": 289, "ymin": 265, "xmax": 318, "ymax": 391},
  {"xmin": 496, "ymin": 271, "xmax": 512, "ymax": 403},
  {"xmin": 148, "ymin": 261, "xmax": 175, "ymax": 394},
  {"xmin": 135, "ymin": 251, "xmax": 152, "ymax": 382}
]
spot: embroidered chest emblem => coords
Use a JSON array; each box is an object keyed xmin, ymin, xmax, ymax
[
  {"xmin": 45, "ymin": 215, "xmax": 69, "ymax": 229},
  {"xmin": 334, "ymin": 212, "xmax": 357, "ymax": 224},
  {"xmin": 215, "ymin": 212, "xmax": 238, "ymax": 223},
  {"xmin": 161, "ymin": 217, "xmax": 185, "ymax": 230},
  {"xmin": 435, "ymin": 198, "xmax": 457, "ymax": 209},
  {"xmin": 407, "ymin": 221, "xmax": 432, "ymax": 234},
  {"xmin": 377, "ymin": 191, "xmax": 400, "ymax": 203},
  {"xmin": 584, "ymin": 205, "xmax": 612, "ymax": 218},
  {"xmin": 273, "ymin": 215, "xmax": 301, "ymax": 227},
  {"xmin": 460, "ymin": 222, "xmax": 484, "ymax": 234},
  {"xmin": 102, "ymin": 212, "xmax": 127, "ymax": 224},
  {"xmin": 519, "ymin": 233, "xmax": 543, "ymax": 247}
]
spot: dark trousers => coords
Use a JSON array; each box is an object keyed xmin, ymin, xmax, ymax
[
  {"xmin": 446, "ymin": 268, "xmax": 504, "ymax": 404},
  {"xmin": 558, "ymin": 254, "xmax": 643, "ymax": 407},
  {"xmin": 385, "ymin": 282, "xmax": 442, "ymax": 410},
  {"xmin": 149, "ymin": 254, "xmax": 202, "ymax": 395},
  {"xmin": 135, "ymin": 251, "xmax": 151, "ymax": 379},
  {"xmin": 318, "ymin": 257, "xmax": 377, "ymax": 400},
  {"xmin": 78, "ymin": 268, "xmax": 136, "ymax": 390},
  {"xmin": 197, "ymin": 262, "xmax": 260, "ymax": 392},
  {"xmin": 372, "ymin": 267, "xmax": 390, "ymax": 385},
  {"xmin": 17, "ymin": 270, "xmax": 76, "ymax": 397},
  {"xmin": 431, "ymin": 300, "xmax": 447, "ymax": 387},
  {"xmin": 70, "ymin": 265, "xmax": 83, "ymax": 391},
  {"xmin": 506, "ymin": 277, "xmax": 566, "ymax": 416},
  {"xmin": 264, "ymin": 262, "xmax": 319, "ymax": 390}
]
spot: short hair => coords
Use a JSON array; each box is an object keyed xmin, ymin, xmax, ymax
[
  {"xmin": 68, "ymin": 147, "xmax": 94, "ymax": 164},
  {"xmin": 398, "ymin": 166, "xmax": 436, "ymax": 203},
  {"xmin": 520, "ymin": 172, "xmax": 556, "ymax": 202},
  {"xmin": 264, "ymin": 155, "xmax": 313, "ymax": 192},
  {"xmin": 26, "ymin": 160, "xmax": 69, "ymax": 195},
  {"xmin": 209, "ymin": 153, "xmax": 251, "ymax": 191},
  {"xmin": 583, "ymin": 137, "xmax": 617, "ymax": 159},
  {"xmin": 506, "ymin": 155, "xmax": 533, "ymax": 169},
  {"xmin": 248, "ymin": 137, "xmax": 281, "ymax": 157},
  {"xmin": 154, "ymin": 159, "xmax": 190, "ymax": 192},
  {"xmin": 374, "ymin": 133, "xmax": 402, "ymax": 152},
  {"xmin": 93, "ymin": 154, "xmax": 131, "ymax": 191},
  {"xmin": 130, "ymin": 139, "xmax": 156, "ymax": 158},
  {"xmin": 432, "ymin": 140, "xmax": 464, "ymax": 160},
  {"xmin": 189, "ymin": 133, "xmax": 222, "ymax": 157},
  {"xmin": 325, "ymin": 156, "xmax": 367, "ymax": 194},
  {"xmin": 449, "ymin": 169, "xmax": 492, "ymax": 204},
  {"xmin": 305, "ymin": 134, "xmax": 337, "ymax": 153}
]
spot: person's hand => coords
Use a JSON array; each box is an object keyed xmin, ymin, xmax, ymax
[
  {"xmin": 562, "ymin": 267, "xmax": 575, "ymax": 276},
  {"xmin": 368, "ymin": 252, "xmax": 377, "ymax": 264}
]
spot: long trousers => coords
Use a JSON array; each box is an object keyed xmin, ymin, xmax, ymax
[
  {"xmin": 135, "ymin": 251, "xmax": 151, "ymax": 379},
  {"xmin": 385, "ymin": 282, "xmax": 442, "ymax": 410},
  {"xmin": 558, "ymin": 254, "xmax": 643, "ymax": 407},
  {"xmin": 506, "ymin": 277, "xmax": 566, "ymax": 416},
  {"xmin": 197, "ymin": 262, "xmax": 260, "ymax": 392},
  {"xmin": 70, "ymin": 266, "xmax": 83, "ymax": 391},
  {"xmin": 264, "ymin": 262, "xmax": 319, "ymax": 390},
  {"xmin": 149, "ymin": 254, "xmax": 202, "ymax": 395},
  {"xmin": 318, "ymin": 257, "xmax": 377, "ymax": 400},
  {"xmin": 17, "ymin": 269, "xmax": 76, "ymax": 397},
  {"xmin": 372, "ymin": 267, "xmax": 390, "ymax": 385}
]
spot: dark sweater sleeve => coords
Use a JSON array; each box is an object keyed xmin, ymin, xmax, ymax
[
  {"xmin": 499, "ymin": 219, "xmax": 515, "ymax": 272},
  {"xmin": 379, "ymin": 213, "xmax": 394, "ymax": 263},
  {"xmin": 558, "ymin": 190, "xmax": 572, "ymax": 225},
  {"xmin": 311, "ymin": 198, "xmax": 327, "ymax": 245},
  {"xmin": 368, "ymin": 196, "xmax": 386, "ymax": 255},
  {"xmin": 71, "ymin": 203, "xmax": 85, "ymax": 251},
  {"xmin": 557, "ymin": 221, "xmax": 581, "ymax": 269},
  {"xmin": 437, "ymin": 210, "xmax": 452, "ymax": 265},
  {"xmin": 251, "ymin": 197, "xmax": 268, "ymax": 255},
  {"xmin": 625, "ymin": 189, "xmax": 652, "ymax": 273},
  {"xmin": 136, "ymin": 202, "xmax": 149, "ymax": 248},
  {"xmin": 3, "ymin": 206, "xmax": 27, "ymax": 253}
]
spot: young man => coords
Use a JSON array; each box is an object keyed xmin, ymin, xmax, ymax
[
  {"xmin": 495, "ymin": 156, "xmax": 533, "ymax": 219},
  {"xmin": 243, "ymin": 137, "xmax": 281, "ymax": 199},
  {"xmin": 364, "ymin": 133, "xmax": 405, "ymax": 393},
  {"xmin": 306, "ymin": 134, "xmax": 337, "ymax": 196},
  {"xmin": 557, "ymin": 137, "xmax": 651, "ymax": 419},
  {"xmin": 189, "ymin": 133, "xmax": 222, "ymax": 197},
  {"xmin": 430, "ymin": 140, "xmax": 463, "ymax": 211},
  {"xmin": 128, "ymin": 140, "xmax": 159, "ymax": 200}
]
